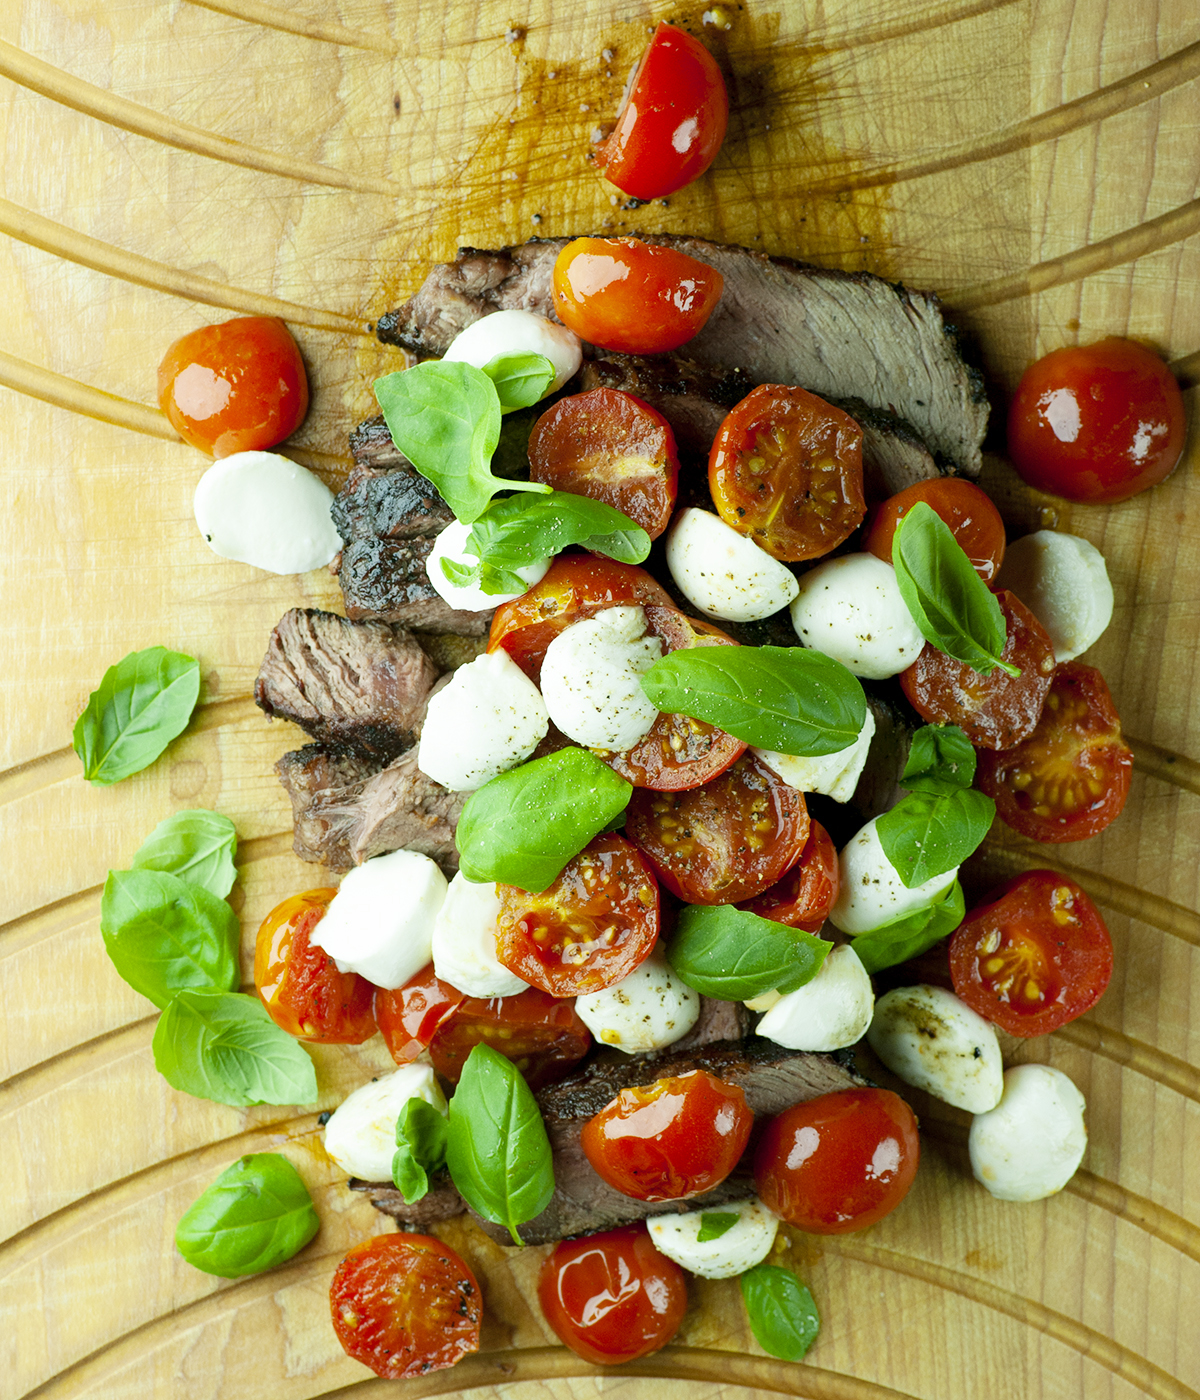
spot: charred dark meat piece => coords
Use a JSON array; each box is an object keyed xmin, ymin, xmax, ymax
[
  {"xmin": 338, "ymin": 535, "xmax": 490, "ymax": 637},
  {"xmin": 673, "ymin": 995, "xmax": 752, "ymax": 1050},
  {"xmin": 332, "ymin": 457, "xmax": 455, "ymax": 543},
  {"xmin": 275, "ymin": 744, "xmax": 381, "ymax": 870},
  {"xmin": 349, "ymin": 1172, "xmax": 466, "ymax": 1231}
]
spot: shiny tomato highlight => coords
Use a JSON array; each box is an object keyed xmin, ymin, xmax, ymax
[
  {"xmin": 739, "ymin": 820, "xmax": 839, "ymax": 931},
  {"xmin": 374, "ymin": 964, "xmax": 465, "ymax": 1065},
  {"xmin": 864, "ymin": 477, "xmax": 1007, "ymax": 584},
  {"xmin": 428, "ymin": 986, "xmax": 591, "ymax": 1089}
]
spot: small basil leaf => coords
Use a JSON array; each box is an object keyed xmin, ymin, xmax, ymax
[
  {"xmin": 697, "ymin": 1211, "xmax": 740, "ymax": 1242},
  {"xmin": 481, "ymin": 351, "xmax": 556, "ymax": 412},
  {"xmin": 72, "ymin": 647, "xmax": 201, "ymax": 785},
  {"xmin": 392, "ymin": 1098, "xmax": 449, "ymax": 1204},
  {"xmin": 876, "ymin": 788, "xmax": 995, "ymax": 888},
  {"xmin": 740, "ymin": 1264, "xmax": 820, "ymax": 1361},
  {"xmin": 440, "ymin": 553, "xmax": 529, "ymax": 598},
  {"xmin": 852, "ymin": 880, "xmax": 966, "ymax": 975},
  {"xmin": 900, "ymin": 724, "xmax": 976, "ymax": 794},
  {"xmin": 131, "ymin": 809, "xmax": 238, "ymax": 898},
  {"xmin": 174, "ymin": 1153, "xmax": 319, "ymax": 1278},
  {"xmin": 467, "ymin": 492, "xmax": 651, "ymax": 574},
  {"xmin": 666, "ymin": 905, "xmax": 830, "ymax": 1001}
]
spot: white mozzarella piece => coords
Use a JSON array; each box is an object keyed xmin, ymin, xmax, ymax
[
  {"xmin": 575, "ymin": 949, "xmax": 699, "ymax": 1053},
  {"xmin": 828, "ymin": 817, "xmax": 957, "ymax": 935},
  {"xmin": 867, "ymin": 985, "xmax": 1003, "ymax": 1113},
  {"xmin": 425, "ymin": 520, "xmax": 551, "ymax": 612},
  {"xmin": 995, "ymin": 529, "xmax": 1114, "ymax": 662},
  {"xmin": 756, "ymin": 944, "xmax": 874, "ymax": 1052},
  {"xmin": 647, "ymin": 1199, "xmax": 779, "ymax": 1279},
  {"xmin": 754, "ymin": 706, "xmax": 876, "ymax": 804},
  {"xmin": 309, "ymin": 849, "xmax": 447, "ymax": 989},
  {"xmin": 540, "ymin": 606, "xmax": 663, "ymax": 751},
  {"xmin": 790, "ymin": 553, "xmax": 926, "ymax": 679},
  {"xmin": 193, "ymin": 451, "xmax": 341, "ymax": 574},
  {"xmin": 431, "ymin": 872, "xmax": 529, "ymax": 998},
  {"xmin": 442, "ymin": 308, "xmax": 583, "ymax": 399},
  {"xmin": 416, "ymin": 649, "xmax": 549, "ymax": 791},
  {"xmin": 322, "ymin": 1064, "xmax": 446, "ymax": 1182},
  {"xmin": 665, "ymin": 508, "xmax": 800, "ymax": 622},
  {"xmin": 969, "ymin": 1064, "xmax": 1087, "ymax": 1201}
]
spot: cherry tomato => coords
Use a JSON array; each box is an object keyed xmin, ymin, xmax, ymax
[
  {"xmin": 1007, "ymin": 337, "xmax": 1186, "ymax": 503},
  {"xmin": 754, "ymin": 1088, "xmax": 920, "ymax": 1234},
  {"xmin": 496, "ymin": 833, "xmax": 660, "ymax": 996},
  {"xmin": 709, "ymin": 384, "xmax": 866, "ymax": 562},
  {"xmin": 538, "ymin": 1223, "xmax": 687, "ymax": 1365},
  {"xmin": 864, "ymin": 478, "xmax": 1006, "ymax": 585},
  {"xmin": 739, "ymin": 820, "xmax": 839, "ymax": 931},
  {"xmin": 581, "ymin": 1069, "xmax": 753, "ymax": 1202},
  {"xmin": 552, "ymin": 237, "xmax": 724, "ymax": 355},
  {"xmin": 626, "ymin": 750, "xmax": 810, "ymax": 905},
  {"xmin": 899, "ymin": 590, "xmax": 1057, "ymax": 750},
  {"xmin": 253, "ymin": 890, "xmax": 376, "ymax": 1044},
  {"xmin": 428, "ymin": 987, "xmax": 592, "ymax": 1089},
  {"xmin": 329, "ymin": 1233, "xmax": 481, "ymax": 1379},
  {"xmin": 949, "ymin": 870, "xmax": 1113, "ymax": 1036},
  {"xmin": 374, "ymin": 964, "xmax": 465, "ymax": 1065},
  {"xmin": 528, "ymin": 387, "xmax": 680, "ymax": 539},
  {"xmin": 157, "ymin": 315, "xmax": 309, "ymax": 457}
]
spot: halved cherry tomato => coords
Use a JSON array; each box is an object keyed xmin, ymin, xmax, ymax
[
  {"xmin": 594, "ymin": 22, "xmax": 728, "ymax": 200},
  {"xmin": 1007, "ymin": 337, "xmax": 1186, "ymax": 503},
  {"xmin": 754, "ymin": 1088, "xmax": 920, "ymax": 1234},
  {"xmin": 864, "ymin": 478, "xmax": 1007, "ymax": 585},
  {"xmin": 581, "ymin": 1069, "xmax": 753, "ymax": 1202},
  {"xmin": 949, "ymin": 870, "xmax": 1113, "ymax": 1036},
  {"xmin": 428, "ymin": 987, "xmax": 591, "ymax": 1089},
  {"xmin": 899, "ymin": 590, "xmax": 1057, "ymax": 750},
  {"xmin": 157, "ymin": 315, "xmax": 309, "ymax": 457},
  {"xmin": 626, "ymin": 750, "xmax": 809, "ymax": 905},
  {"xmin": 708, "ymin": 384, "xmax": 866, "ymax": 561},
  {"xmin": 496, "ymin": 833, "xmax": 660, "ymax": 996},
  {"xmin": 253, "ymin": 890, "xmax": 376, "ymax": 1044},
  {"xmin": 552, "ymin": 237, "xmax": 724, "ymax": 355},
  {"xmin": 374, "ymin": 964, "xmax": 465, "ymax": 1065},
  {"xmin": 528, "ymin": 388, "xmax": 680, "ymax": 539},
  {"xmin": 538, "ymin": 1223, "xmax": 687, "ymax": 1365},
  {"xmin": 739, "ymin": 820, "xmax": 839, "ymax": 931},
  {"xmin": 329, "ymin": 1233, "xmax": 481, "ymax": 1380}
]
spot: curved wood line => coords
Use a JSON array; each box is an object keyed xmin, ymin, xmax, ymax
[
  {"xmin": 184, "ymin": 0, "xmax": 397, "ymax": 53},
  {"xmin": 1056, "ymin": 1020, "xmax": 1200, "ymax": 1104},
  {"xmin": 810, "ymin": 0, "xmax": 1021, "ymax": 51},
  {"xmin": 0, "ymin": 886, "xmax": 102, "ymax": 963},
  {"xmin": 1129, "ymin": 736, "xmax": 1200, "ymax": 797},
  {"xmin": 0, "ymin": 1018, "xmax": 155, "ymax": 1115},
  {"xmin": 0, "ymin": 745, "xmax": 79, "ymax": 807}
]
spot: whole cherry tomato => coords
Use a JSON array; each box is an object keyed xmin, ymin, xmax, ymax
[
  {"xmin": 374, "ymin": 964, "xmax": 465, "ymax": 1065},
  {"xmin": 754, "ymin": 1088, "xmax": 920, "ymax": 1234},
  {"xmin": 552, "ymin": 237, "xmax": 724, "ymax": 355},
  {"xmin": 949, "ymin": 870, "xmax": 1113, "ymax": 1036},
  {"xmin": 538, "ymin": 1223, "xmax": 688, "ymax": 1365},
  {"xmin": 253, "ymin": 890, "xmax": 376, "ymax": 1044},
  {"xmin": 428, "ymin": 987, "xmax": 591, "ymax": 1089},
  {"xmin": 1007, "ymin": 337, "xmax": 1186, "ymax": 503},
  {"xmin": 329, "ymin": 1233, "xmax": 481, "ymax": 1379},
  {"xmin": 157, "ymin": 315, "xmax": 309, "ymax": 457},
  {"xmin": 739, "ymin": 820, "xmax": 839, "ymax": 931},
  {"xmin": 864, "ymin": 478, "xmax": 1007, "ymax": 585}
]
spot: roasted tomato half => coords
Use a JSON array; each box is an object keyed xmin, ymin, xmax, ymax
[
  {"xmin": 428, "ymin": 986, "xmax": 591, "ymax": 1089},
  {"xmin": 864, "ymin": 477, "xmax": 1007, "ymax": 585},
  {"xmin": 739, "ymin": 820, "xmax": 839, "ymax": 931},
  {"xmin": 374, "ymin": 964, "xmax": 466, "ymax": 1065}
]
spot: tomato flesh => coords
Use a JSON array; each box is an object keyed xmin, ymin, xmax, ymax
[
  {"xmin": 374, "ymin": 964, "xmax": 466, "ymax": 1065},
  {"xmin": 864, "ymin": 478, "xmax": 1006, "ymax": 585},
  {"xmin": 429, "ymin": 986, "xmax": 591, "ymax": 1089},
  {"xmin": 739, "ymin": 820, "xmax": 839, "ymax": 931}
]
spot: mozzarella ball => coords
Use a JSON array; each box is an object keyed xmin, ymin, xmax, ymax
[
  {"xmin": 442, "ymin": 308, "xmax": 582, "ymax": 399},
  {"xmin": 756, "ymin": 944, "xmax": 874, "ymax": 1052},
  {"xmin": 193, "ymin": 451, "xmax": 340, "ymax": 574},
  {"xmin": 647, "ymin": 1199, "xmax": 779, "ymax": 1279},
  {"xmin": 416, "ymin": 649, "xmax": 549, "ymax": 791},
  {"xmin": 323, "ymin": 1064, "xmax": 446, "ymax": 1182},
  {"xmin": 829, "ymin": 817, "xmax": 957, "ymax": 935},
  {"xmin": 995, "ymin": 529, "xmax": 1114, "ymax": 662},
  {"xmin": 575, "ymin": 948, "xmax": 699, "ymax": 1053},
  {"xmin": 969, "ymin": 1064, "xmax": 1087, "ymax": 1202},
  {"xmin": 754, "ymin": 706, "xmax": 876, "ymax": 804},
  {"xmin": 867, "ymin": 985, "xmax": 1003, "ymax": 1113},
  {"xmin": 431, "ymin": 872, "xmax": 529, "ymax": 998},
  {"xmin": 665, "ymin": 508, "xmax": 800, "ymax": 622},
  {"xmin": 425, "ymin": 520, "xmax": 551, "ymax": 612},
  {"xmin": 310, "ymin": 849, "xmax": 447, "ymax": 989},
  {"xmin": 790, "ymin": 553, "xmax": 926, "ymax": 679},
  {"xmin": 540, "ymin": 606, "xmax": 663, "ymax": 751}
]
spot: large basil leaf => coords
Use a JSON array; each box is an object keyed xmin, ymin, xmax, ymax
[
  {"xmin": 131, "ymin": 809, "xmax": 238, "ymax": 898},
  {"xmin": 393, "ymin": 1097, "xmax": 449, "ymax": 1204},
  {"xmin": 900, "ymin": 724, "xmax": 976, "ymax": 795},
  {"xmin": 72, "ymin": 647, "xmax": 200, "ymax": 785},
  {"xmin": 876, "ymin": 788, "xmax": 995, "ymax": 888},
  {"xmin": 666, "ymin": 905, "xmax": 830, "ymax": 1001},
  {"xmin": 739, "ymin": 1264, "xmax": 820, "ymax": 1361},
  {"xmin": 852, "ymin": 879, "xmax": 966, "ymax": 974}
]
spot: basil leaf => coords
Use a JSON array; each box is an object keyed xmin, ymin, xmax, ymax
[
  {"xmin": 100, "ymin": 869, "xmax": 240, "ymax": 1008},
  {"xmin": 900, "ymin": 724, "xmax": 976, "ymax": 794},
  {"xmin": 174, "ymin": 1153, "xmax": 319, "ymax": 1278},
  {"xmin": 456, "ymin": 748, "xmax": 633, "ymax": 892},
  {"xmin": 72, "ymin": 647, "xmax": 201, "ymax": 785},
  {"xmin": 739, "ymin": 1264, "xmax": 820, "ymax": 1361},
  {"xmin": 876, "ymin": 788, "xmax": 995, "ymax": 888},
  {"xmin": 152, "ymin": 990, "xmax": 318, "ymax": 1107},
  {"xmin": 697, "ymin": 1211, "xmax": 740, "ymax": 1242},
  {"xmin": 441, "ymin": 553, "xmax": 530, "ymax": 598},
  {"xmin": 445, "ymin": 1043, "xmax": 554, "ymax": 1246},
  {"xmin": 640, "ymin": 646, "xmax": 866, "ymax": 757},
  {"xmin": 667, "ymin": 905, "xmax": 830, "ymax": 1001},
  {"xmin": 481, "ymin": 351, "xmax": 555, "ymax": 411},
  {"xmin": 393, "ymin": 1098, "xmax": 449, "ymax": 1204},
  {"xmin": 131, "ymin": 809, "xmax": 238, "ymax": 898},
  {"xmin": 852, "ymin": 880, "xmax": 966, "ymax": 974}
]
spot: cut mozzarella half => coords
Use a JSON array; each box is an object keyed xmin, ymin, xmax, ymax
[
  {"xmin": 322, "ymin": 1064, "xmax": 446, "ymax": 1182},
  {"xmin": 425, "ymin": 520, "xmax": 551, "ymax": 612},
  {"xmin": 867, "ymin": 984, "xmax": 1003, "ymax": 1113},
  {"xmin": 755, "ymin": 706, "xmax": 875, "ymax": 804},
  {"xmin": 431, "ymin": 872, "xmax": 529, "ymax": 998},
  {"xmin": 665, "ymin": 507, "xmax": 800, "ymax": 622},
  {"xmin": 756, "ymin": 943, "xmax": 874, "ymax": 1052},
  {"xmin": 995, "ymin": 529, "xmax": 1114, "ymax": 662},
  {"xmin": 540, "ymin": 605, "xmax": 663, "ymax": 751},
  {"xmin": 575, "ymin": 948, "xmax": 699, "ymax": 1053},
  {"xmin": 969, "ymin": 1064, "xmax": 1087, "ymax": 1201},
  {"xmin": 829, "ymin": 817, "xmax": 957, "ymax": 935},
  {"xmin": 647, "ymin": 1198, "xmax": 779, "ymax": 1279},
  {"xmin": 442, "ymin": 308, "xmax": 583, "ymax": 400},
  {"xmin": 790, "ymin": 552, "xmax": 925, "ymax": 679}
]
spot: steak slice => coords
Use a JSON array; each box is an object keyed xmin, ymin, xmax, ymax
[
  {"xmin": 349, "ymin": 1172, "xmax": 465, "ymax": 1230},
  {"xmin": 338, "ymin": 535, "xmax": 490, "ymax": 636},
  {"xmin": 275, "ymin": 744, "xmax": 382, "ymax": 869},
  {"xmin": 673, "ymin": 995, "xmax": 752, "ymax": 1049},
  {"xmin": 334, "ymin": 426, "xmax": 456, "ymax": 542}
]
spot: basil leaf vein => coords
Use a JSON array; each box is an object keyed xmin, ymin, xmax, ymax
[
  {"xmin": 697, "ymin": 1211, "xmax": 740, "ymax": 1242},
  {"xmin": 131, "ymin": 809, "xmax": 238, "ymax": 898},
  {"xmin": 852, "ymin": 879, "xmax": 967, "ymax": 974},
  {"xmin": 739, "ymin": 1263, "xmax": 820, "ymax": 1361},
  {"xmin": 393, "ymin": 1097, "xmax": 449, "ymax": 1204},
  {"xmin": 900, "ymin": 724, "xmax": 976, "ymax": 794},
  {"xmin": 875, "ymin": 788, "xmax": 995, "ymax": 888},
  {"xmin": 667, "ymin": 905, "xmax": 830, "ymax": 1001},
  {"xmin": 72, "ymin": 647, "xmax": 200, "ymax": 785}
]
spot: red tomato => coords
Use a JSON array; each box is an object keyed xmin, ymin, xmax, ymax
[
  {"xmin": 552, "ymin": 237, "xmax": 724, "ymax": 355},
  {"xmin": 528, "ymin": 387, "xmax": 680, "ymax": 539},
  {"xmin": 739, "ymin": 820, "xmax": 839, "ymax": 931},
  {"xmin": 754, "ymin": 1088, "xmax": 920, "ymax": 1234},
  {"xmin": 864, "ymin": 478, "xmax": 1007, "ymax": 585},
  {"xmin": 1007, "ymin": 337, "xmax": 1186, "ymax": 503},
  {"xmin": 709, "ymin": 384, "xmax": 866, "ymax": 562},
  {"xmin": 594, "ymin": 22, "xmax": 729, "ymax": 199},
  {"xmin": 538, "ymin": 1224, "xmax": 687, "ymax": 1365},
  {"xmin": 429, "ymin": 987, "xmax": 591, "ymax": 1089},
  {"xmin": 374, "ymin": 964, "xmax": 465, "ymax": 1065},
  {"xmin": 581, "ymin": 1070, "xmax": 753, "ymax": 1202},
  {"xmin": 626, "ymin": 750, "xmax": 809, "ymax": 905},
  {"xmin": 157, "ymin": 315, "xmax": 309, "ymax": 457},
  {"xmin": 253, "ymin": 890, "xmax": 376, "ymax": 1044},
  {"xmin": 329, "ymin": 1233, "xmax": 481, "ymax": 1379},
  {"xmin": 949, "ymin": 870, "xmax": 1113, "ymax": 1036}
]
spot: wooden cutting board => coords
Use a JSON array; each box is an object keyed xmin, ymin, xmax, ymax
[{"xmin": 2, "ymin": 1, "xmax": 1198, "ymax": 1397}]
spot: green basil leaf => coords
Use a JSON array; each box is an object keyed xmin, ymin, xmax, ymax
[
  {"xmin": 892, "ymin": 503, "xmax": 1020, "ymax": 678},
  {"xmin": 392, "ymin": 1098, "xmax": 449, "ymax": 1204},
  {"xmin": 445, "ymin": 1043, "xmax": 554, "ymax": 1246},
  {"xmin": 100, "ymin": 869, "xmax": 240, "ymax": 1008},
  {"xmin": 697, "ymin": 1211, "xmax": 740, "ymax": 1242},
  {"xmin": 492, "ymin": 406, "xmax": 539, "ymax": 480},
  {"xmin": 900, "ymin": 724, "xmax": 976, "ymax": 794},
  {"xmin": 456, "ymin": 748, "xmax": 633, "ymax": 892},
  {"xmin": 739, "ymin": 1264, "xmax": 820, "ymax": 1361},
  {"xmin": 481, "ymin": 351, "xmax": 556, "ymax": 411},
  {"xmin": 852, "ymin": 880, "xmax": 966, "ymax": 974},
  {"xmin": 876, "ymin": 788, "xmax": 995, "ymax": 888},
  {"xmin": 131, "ymin": 809, "xmax": 238, "ymax": 898},
  {"xmin": 667, "ymin": 905, "xmax": 830, "ymax": 1001},
  {"xmin": 72, "ymin": 647, "xmax": 201, "ymax": 785},
  {"xmin": 152, "ymin": 990, "xmax": 318, "ymax": 1107},
  {"xmin": 174, "ymin": 1152, "xmax": 319, "ymax": 1278},
  {"xmin": 441, "ymin": 553, "xmax": 530, "ymax": 598},
  {"xmin": 640, "ymin": 646, "xmax": 866, "ymax": 757}
]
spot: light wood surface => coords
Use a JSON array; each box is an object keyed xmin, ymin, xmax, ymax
[{"xmin": 2, "ymin": 2, "xmax": 1198, "ymax": 1397}]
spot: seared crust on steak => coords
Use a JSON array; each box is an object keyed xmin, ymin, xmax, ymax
[
  {"xmin": 338, "ymin": 535, "xmax": 490, "ymax": 636},
  {"xmin": 349, "ymin": 1172, "xmax": 465, "ymax": 1230}
]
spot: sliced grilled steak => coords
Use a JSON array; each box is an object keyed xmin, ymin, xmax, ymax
[
  {"xmin": 349, "ymin": 1172, "xmax": 465, "ymax": 1230},
  {"xmin": 350, "ymin": 747, "xmax": 466, "ymax": 870},
  {"xmin": 332, "ymin": 459, "xmax": 455, "ymax": 544},
  {"xmin": 673, "ymin": 995, "xmax": 752, "ymax": 1050},
  {"xmin": 349, "ymin": 414, "xmax": 411, "ymax": 473},
  {"xmin": 275, "ymin": 744, "xmax": 382, "ymax": 869},
  {"xmin": 338, "ymin": 535, "xmax": 490, "ymax": 636}
]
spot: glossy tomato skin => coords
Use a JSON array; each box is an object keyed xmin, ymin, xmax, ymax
[
  {"xmin": 552, "ymin": 237, "xmax": 724, "ymax": 355},
  {"xmin": 739, "ymin": 820, "xmax": 839, "ymax": 931},
  {"xmin": 538, "ymin": 1223, "xmax": 688, "ymax": 1365},
  {"xmin": 329, "ymin": 1233, "xmax": 481, "ymax": 1379},
  {"xmin": 374, "ymin": 964, "xmax": 466, "ymax": 1065},
  {"xmin": 1008, "ymin": 337, "xmax": 1186, "ymax": 503},
  {"xmin": 864, "ymin": 478, "xmax": 1007, "ymax": 585},
  {"xmin": 581, "ymin": 1070, "xmax": 753, "ymax": 1202},
  {"xmin": 157, "ymin": 315, "xmax": 309, "ymax": 457},
  {"xmin": 754, "ymin": 1088, "xmax": 920, "ymax": 1234},
  {"xmin": 949, "ymin": 870, "xmax": 1113, "ymax": 1036},
  {"xmin": 429, "ymin": 986, "xmax": 591, "ymax": 1089}
]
